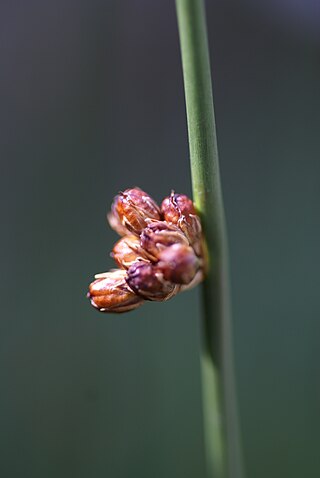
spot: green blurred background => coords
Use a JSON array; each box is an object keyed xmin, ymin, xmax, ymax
[{"xmin": 1, "ymin": 1, "xmax": 319, "ymax": 477}]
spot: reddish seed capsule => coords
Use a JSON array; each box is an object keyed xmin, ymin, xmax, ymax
[
  {"xmin": 126, "ymin": 262, "xmax": 179, "ymax": 301},
  {"xmin": 89, "ymin": 187, "xmax": 206, "ymax": 314},
  {"xmin": 157, "ymin": 243, "xmax": 200, "ymax": 285},
  {"xmin": 140, "ymin": 220, "xmax": 189, "ymax": 261},
  {"xmin": 177, "ymin": 214, "xmax": 203, "ymax": 257},
  {"xmin": 112, "ymin": 235, "xmax": 148, "ymax": 269},
  {"xmin": 111, "ymin": 187, "xmax": 161, "ymax": 235},
  {"xmin": 88, "ymin": 269, "xmax": 143, "ymax": 313},
  {"xmin": 161, "ymin": 192, "xmax": 203, "ymax": 256},
  {"xmin": 161, "ymin": 192, "xmax": 197, "ymax": 224}
]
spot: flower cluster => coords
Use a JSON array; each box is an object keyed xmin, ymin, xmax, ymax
[{"xmin": 88, "ymin": 188, "xmax": 205, "ymax": 313}]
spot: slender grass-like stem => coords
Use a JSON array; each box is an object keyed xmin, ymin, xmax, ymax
[{"xmin": 175, "ymin": 1, "xmax": 245, "ymax": 477}]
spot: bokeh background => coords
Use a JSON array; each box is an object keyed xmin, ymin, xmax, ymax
[{"xmin": 1, "ymin": 1, "xmax": 319, "ymax": 477}]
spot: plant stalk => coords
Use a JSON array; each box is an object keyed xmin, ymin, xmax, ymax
[{"xmin": 175, "ymin": 1, "xmax": 245, "ymax": 477}]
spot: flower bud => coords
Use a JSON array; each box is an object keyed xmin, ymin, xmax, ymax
[
  {"xmin": 161, "ymin": 192, "xmax": 197, "ymax": 224},
  {"xmin": 126, "ymin": 262, "xmax": 179, "ymax": 301},
  {"xmin": 111, "ymin": 187, "xmax": 161, "ymax": 235},
  {"xmin": 112, "ymin": 235, "xmax": 148, "ymax": 269},
  {"xmin": 161, "ymin": 192, "xmax": 203, "ymax": 256},
  {"xmin": 177, "ymin": 214, "xmax": 203, "ymax": 257},
  {"xmin": 88, "ymin": 269, "xmax": 143, "ymax": 313},
  {"xmin": 140, "ymin": 220, "xmax": 189, "ymax": 261},
  {"xmin": 157, "ymin": 243, "xmax": 200, "ymax": 285}
]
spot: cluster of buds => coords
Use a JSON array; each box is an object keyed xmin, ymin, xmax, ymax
[{"xmin": 88, "ymin": 188, "xmax": 205, "ymax": 313}]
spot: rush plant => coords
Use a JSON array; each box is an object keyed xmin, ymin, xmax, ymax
[
  {"xmin": 87, "ymin": 2, "xmax": 245, "ymax": 477},
  {"xmin": 175, "ymin": 1, "xmax": 245, "ymax": 477}
]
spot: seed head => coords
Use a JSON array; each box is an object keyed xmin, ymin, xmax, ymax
[
  {"xmin": 157, "ymin": 243, "xmax": 200, "ymax": 285},
  {"xmin": 88, "ymin": 269, "xmax": 143, "ymax": 313},
  {"xmin": 126, "ymin": 262, "xmax": 179, "ymax": 301},
  {"xmin": 107, "ymin": 207, "xmax": 129, "ymax": 237},
  {"xmin": 111, "ymin": 187, "xmax": 161, "ymax": 235}
]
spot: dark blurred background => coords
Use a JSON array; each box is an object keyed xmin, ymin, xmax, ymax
[{"xmin": 1, "ymin": 1, "xmax": 319, "ymax": 477}]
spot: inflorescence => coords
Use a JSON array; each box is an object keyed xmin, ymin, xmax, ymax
[{"xmin": 87, "ymin": 188, "xmax": 205, "ymax": 313}]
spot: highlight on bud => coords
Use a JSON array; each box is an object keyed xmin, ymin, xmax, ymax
[
  {"xmin": 88, "ymin": 269, "xmax": 143, "ymax": 313},
  {"xmin": 88, "ymin": 187, "xmax": 205, "ymax": 314},
  {"xmin": 107, "ymin": 206, "xmax": 128, "ymax": 237}
]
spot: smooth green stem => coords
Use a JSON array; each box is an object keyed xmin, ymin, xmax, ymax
[{"xmin": 175, "ymin": 1, "xmax": 245, "ymax": 477}]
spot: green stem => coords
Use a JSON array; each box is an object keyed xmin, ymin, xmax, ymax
[{"xmin": 175, "ymin": 1, "xmax": 245, "ymax": 477}]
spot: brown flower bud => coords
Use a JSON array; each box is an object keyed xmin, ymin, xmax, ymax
[
  {"xmin": 177, "ymin": 214, "xmax": 203, "ymax": 257},
  {"xmin": 157, "ymin": 243, "xmax": 200, "ymax": 285},
  {"xmin": 161, "ymin": 192, "xmax": 203, "ymax": 257},
  {"xmin": 88, "ymin": 269, "xmax": 143, "ymax": 313},
  {"xmin": 111, "ymin": 187, "xmax": 161, "ymax": 235},
  {"xmin": 126, "ymin": 262, "xmax": 179, "ymax": 301},
  {"xmin": 161, "ymin": 192, "xmax": 197, "ymax": 224},
  {"xmin": 112, "ymin": 235, "xmax": 149, "ymax": 269},
  {"xmin": 140, "ymin": 220, "xmax": 189, "ymax": 261}
]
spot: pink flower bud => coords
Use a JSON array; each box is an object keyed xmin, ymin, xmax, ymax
[
  {"xmin": 161, "ymin": 192, "xmax": 203, "ymax": 256},
  {"xmin": 140, "ymin": 220, "xmax": 189, "ymax": 261},
  {"xmin": 110, "ymin": 187, "xmax": 161, "ymax": 235},
  {"xmin": 126, "ymin": 262, "xmax": 179, "ymax": 301},
  {"xmin": 88, "ymin": 269, "xmax": 143, "ymax": 313},
  {"xmin": 161, "ymin": 192, "xmax": 197, "ymax": 224},
  {"xmin": 157, "ymin": 243, "xmax": 200, "ymax": 285}
]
